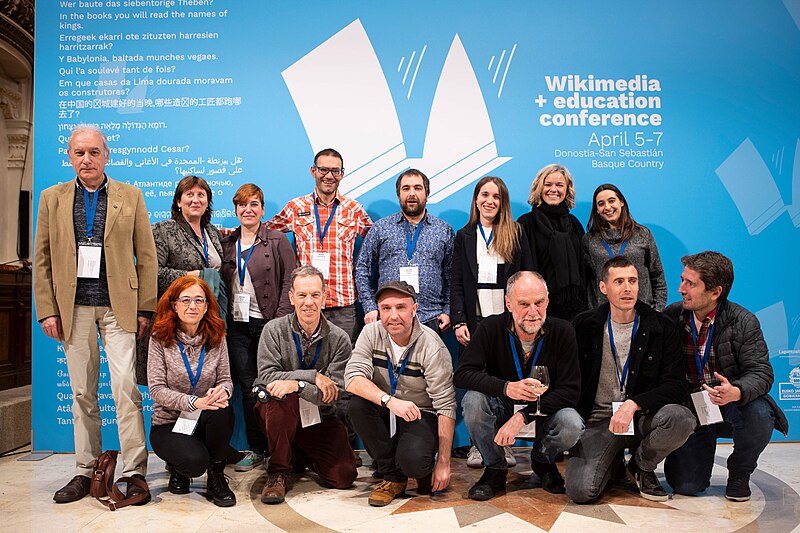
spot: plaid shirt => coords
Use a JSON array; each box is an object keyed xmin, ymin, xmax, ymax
[
  {"xmin": 266, "ymin": 191, "xmax": 372, "ymax": 308},
  {"xmin": 682, "ymin": 307, "xmax": 719, "ymax": 391}
]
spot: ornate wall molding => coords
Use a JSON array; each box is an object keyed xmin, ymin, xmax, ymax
[
  {"xmin": 0, "ymin": 0, "xmax": 34, "ymax": 65},
  {"xmin": 0, "ymin": 85, "xmax": 21, "ymax": 119}
]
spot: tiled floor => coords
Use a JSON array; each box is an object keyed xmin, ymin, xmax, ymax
[{"xmin": 1, "ymin": 443, "xmax": 799, "ymax": 532}]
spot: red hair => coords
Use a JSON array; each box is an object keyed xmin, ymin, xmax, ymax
[{"xmin": 151, "ymin": 276, "xmax": 226, "ymax": 349}]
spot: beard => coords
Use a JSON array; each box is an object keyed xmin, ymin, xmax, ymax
[
  {"xmin": 516, "ymin": 318, "xmax": 543, "ymax": 336},
  {"xmin": 401, "ymin": 199, "xmax": 426, "ymax": 218}
]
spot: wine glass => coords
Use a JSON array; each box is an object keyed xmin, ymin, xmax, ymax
[{"xmin": 530, "ymin": 366, "xmax": 550, "ymax": 416}]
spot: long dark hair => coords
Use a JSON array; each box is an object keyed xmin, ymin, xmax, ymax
[{"xmin": 586, "ymin": 183, "xmax": 642, "ymax": 242}]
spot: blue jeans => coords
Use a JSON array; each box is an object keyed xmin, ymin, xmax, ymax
[
  {"xmin": 565, "ymin": 404, "xmax": 695, "ymax": 503},
  {"xmin": 462, "ymin": 390, "xmax": 584, "ymax": 469},
  {"xmin": 226, "ymin": 318, "xmax": 268, "ymax": 454},
  {"xmin": 664, "ymin": 396, "xmax": 776, "ymax": 495}
]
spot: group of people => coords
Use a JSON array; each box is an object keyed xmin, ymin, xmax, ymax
[{"xmin": 34, "ymin": 125, "xmax": 787, "ymax": 511}]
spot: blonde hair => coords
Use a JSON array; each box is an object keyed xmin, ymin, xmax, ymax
[
  {"xmin": 527, "ymin": 164, "xmax": 576, "ymax": 209},
  {"xmin": 466, "ymin": 176, "xmax": 520, "ymax": 263}
]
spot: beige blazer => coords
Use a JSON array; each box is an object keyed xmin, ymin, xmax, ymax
[{"xmin": 34, "ymin": 177, "xmax": 158, "ymax": 342}]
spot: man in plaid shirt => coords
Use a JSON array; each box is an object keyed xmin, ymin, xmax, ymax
[{"xmin": 266, "ymin": 148, "xmax": 373, "ymax": 343}]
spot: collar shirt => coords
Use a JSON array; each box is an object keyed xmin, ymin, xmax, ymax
[
  {"xmin": 682, "ymin": 306, "xmax": 719, "ymax": 390},
  {"xmin": 355, "ymin": 211, "xmax": 455, "ymax": 324},
  {"xmin": 266, "ymin": 191, "xmax": 372, "ymax": 308}
]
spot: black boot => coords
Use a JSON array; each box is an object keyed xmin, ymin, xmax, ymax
[
  {"xmin": 468, "ymin": 467, "xmax": 507, "ymax": 501},
  {"xmin": 207, "ymin": 461, "xmax": 236, "ymax": 507},
  {"xmin": 168, "ymin": 466, "xmax": 191, "ymax": 495}
]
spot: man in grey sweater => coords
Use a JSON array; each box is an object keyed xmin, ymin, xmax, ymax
[
  {"xmin": 345, "ymin": 280, "xmax": 457, "ymax": 507},
  {"xmin": 254, "ymin": 266, "xmax": 357, "ymax": 504}
]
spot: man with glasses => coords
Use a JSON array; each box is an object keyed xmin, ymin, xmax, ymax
[{"xmin": 34, "ymin": 125, "xmax": 157, "ymax": 504}]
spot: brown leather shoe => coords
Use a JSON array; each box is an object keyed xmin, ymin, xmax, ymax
[
  {"xmin": 53, "ymin": 475, "xmax": 91, "ymax": 503},
  {"xmin": 368, "ymin": 479, "xmax": 407, "ymax": 507},
  {"xmin": 126, "ymin": 474, "xmax": 151, "ymax": 505},
  {"xmin": 261, "ymin": 473, "xmax": 288, "ymax": 504}
]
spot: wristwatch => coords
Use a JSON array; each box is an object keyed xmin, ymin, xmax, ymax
[
  {"xmin": 380, "ymin": 394, "xmax": 392, "ymax": 407},
  {"xmin": 297, "ymin": 381, "xmax": 306, "ymax": 392}
]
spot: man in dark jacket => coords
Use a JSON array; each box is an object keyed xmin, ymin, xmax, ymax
[
  {"xmin": 454, "ymin": 271, "xmax": 583, "ymax": 500},
  {"xmin": 566, "ymin": 256, "xmax": 694, "ymax": 503},
  {"xmin": 664, "ymin": 251, "xmax": 787, "ymax": 502}
]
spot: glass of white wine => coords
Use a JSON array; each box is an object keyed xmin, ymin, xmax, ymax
[{"xmin": 530, "ymin": 366, "xmax": 550, "ymax": 416}]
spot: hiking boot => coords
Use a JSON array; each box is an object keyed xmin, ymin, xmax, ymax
[
  {"xmin": 468, "ymin": 467, "xmax": 507, "ymax": 501},
  {"xmin": 234, "ymin": 451, "xmax": 265, "ymax": 472},
  {"xmin": 504, "ymin": 446, "xmax": 517, "ymax": 467},
  {"xmin": 168, "ymin": 467, "xmax": 191, "ymax": 494},
  {"xmin": 725, "ymin": 474, "xmax": 751, "ymax": 502},
  {"xmin": 368, "ymin": 479, "xmax": 407, "ymax": 507},
  {"xmin": 627, "ymin": 458, "xmax": 668, "ymax": 502},
  {"xmin": 467, "ymin": 446, "xmax": 483, "ymax": 468},
  {"xmin": 207, "ymin": 461, "xmax": 236, "ymax": 507},
  {"xmin": 530, "ymin": 460, "xmax": 566, "ymax": 494},
  {"xmin": 261, "ymin": 473, "xmax": 288, "ymax": 504}
]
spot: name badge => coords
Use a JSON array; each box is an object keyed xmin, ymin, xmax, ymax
[
  {"xmin": 399, "ymin": 266, "xmax": 420, "ymax": 293},
  {"xmin": 389, "ymin": 411, "xmax": 397, "ymax": 437},
  {"xmin": 299, "ymin": 398, "xmax": 321, "ymax": 428},
  {"xmin": 232, "ymin": 293, "xmax": 251, "ymax": 322},
  {"xmin": 611, "ymin": 401, "xmax": 635, "ymax": 435},
  {"xmin": 173, "ymin": 409, "xmax": 201, "ymax": 435},
  {"xmin": 77, "ymin": 243, "xmax": 102, "ymax": 278},
  {"xmin": 311, "ymin": 252, "xmax": 331, "ymax": 279},
  {"xmin": 690, "ymin": 390, "xmax": 724, "ymax": 426},
  {"xmin": 478, "ymin": 256, "xmax": 498, "ymax": 284},
  {"xmin": 514, "ymin": 404, "xmax": 537, "ymax": 438}
]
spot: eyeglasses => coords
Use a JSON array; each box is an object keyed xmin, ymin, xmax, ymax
[
  {"xmin": 174, "ymin": 297, "xmax": 208, "ymax": 307},
  {"xmin": 314, "ymin": 166, "xmax": 344, "ymax": 177}
]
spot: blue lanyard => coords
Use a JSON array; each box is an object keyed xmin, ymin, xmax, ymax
[
  {"xmin": 404, "ymin": 219, "xmax": 423, "ymax": 262},
  {"xmin": 689, "ymin": 305, "xmax": 718, "ymax": 384},
  {"xmin": 193, "ymin": 226, "xmax": 209, "ymax": 267},
  {"xmin": 387, "ymin": 343, "xmax": 415, "ymax": 394},
  {"xmin": 509, "ymin": 332, "xmax": 543, "ymax": 381},
  {"xmin": 83, "ymin": 188, "xmax": 99, "ymax": 241},
  {"xmin": 477, "ymin": 224, "xmax": 493, "ymax": 248},
  {"xmin": 236, "ymin": 233, "xmax": 257, "ymax": 287},
  {"xmin": 293, "ymin": 332, "xmax": 322, "ymax": 370},
  {"xmin": 602, "ymin": 239, "xmax": 629, "ymax": 258},
  {"xmin": 177, "ymin": 340, "xmax": 206, "ymax": 394},
  {"xmin": 313, "ymin": 199, "xmax": 338, "ymax": 246},
  {"xmin": 607, "ymin": 312, "xmax": 639, "ymax": 393}
]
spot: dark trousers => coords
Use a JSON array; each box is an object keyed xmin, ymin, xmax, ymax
[
  {"xmin": 665, "ymin": 396, "xmax": 776, "ymax": 495},
  {"xmin": 254, "ymin": 393, "xmax": 357, "ymax": 489},
  {"xmin": 150, "ymin": 407, "xmax": 234, "ymax": 478},
  {"xmin": 323, "ymin": 304, "xmax": 358, "ymax": 343},
  {"xmin": 348, "ymin": 395, "xmax": 438, "ymax": 483},
  {"xmin": 226, "ymin": 318, "xmax": 269, "ymax": 454}
]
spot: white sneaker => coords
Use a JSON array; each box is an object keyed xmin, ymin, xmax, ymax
[
  {"xmin": 466, "ymin": 446, "xmax": 483, "ymax": 468},
  {"xmin": 504, "ymin": 446, "xmax": 516, "ymax": 467}
]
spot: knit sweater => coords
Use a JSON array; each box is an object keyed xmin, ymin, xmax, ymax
[
  {"xmin": 147, "ymin": 330, "xmax": 233, "ymax": 426},
  {"xmin": 345, "ymin": 319, "xmax": 457, "ymax": 420}
]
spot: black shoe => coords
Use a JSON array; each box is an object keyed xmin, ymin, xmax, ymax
[
  {"xmin": 627, "ymin": 458, "xmax": 668, "ymax": 502},
  {"xmin": 53, "ymin": 475, "xmax": 91, "ymax": 503},
  {"xmin": 168, "ymin": 467, "xmax": 191, "ymax": 495},
  {"xmin": 468, "ymin": 468, "xmax": 507, "ymax": 501},
  {"xmin": 416, "ymin": 473, "xmax": 433, "ymax": 495},
  {"xmin": 531, "ymin": 460, "xmax": 566, "ymax": 494},
  {"xmin": 207, "ymin": 461, "xmax": 236, "ymax": 507},
  {"xmin": 725, "ymin": 474, "xmax": 751, "ymax": 502},
  {"xmin": 126, "ymin": 473, "xmax": 151, "ymax": 505}
]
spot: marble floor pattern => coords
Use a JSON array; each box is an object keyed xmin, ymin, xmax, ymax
[{"xmin": 1, "ymin": 443, "xmax": 799, "ymax": 532}]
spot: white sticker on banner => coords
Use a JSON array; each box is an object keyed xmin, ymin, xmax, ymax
[
  {"xmin": 233, "ymin": 293, "xmax": 251, "ymax": 322},
  {"xmin": 173, "ymin": 409, "xmax": 201, "ymax": 435},
  {"xmin": 311, "ymin": 252, "xmax": 331, "ymax": 280},
  {"xmin": 514, "ymin": 404, "xmax": 536, "ymax": 438},
  {"xmin": 389, "ymin": 411, "xmax": 397, "ymax": 437},
  {"xmin": 77, "ymin": 244, "xmax": 102, "ymax": 279},
  {"xmin": 611, "ymin": 401, "xmax": 635, "ymax": 435},
  {"xmin": 299, "ymin": 398, "xmax": 321, "ymax": 428},
  {"xmin": 478, "ymin": 256, "xmax": 498, "ymax": 284},
  {"xmin": 691, "ymin": 390, "xmax": 724, "ymax": 426},
  {"xmin": 399, "ymin": 266, "xmax": 420, "ymax": 293}
]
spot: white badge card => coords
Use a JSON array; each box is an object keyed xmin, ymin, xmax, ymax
[
  {"xmin": 77, "ymin": 244, "xmax": 102, "ymax": 279},
  {"xmin": 514, "ymin": 404, "xmax": 537, "ymax": 438},
  {"xmin": 311, "ymin": 252, "xmax": 331, "ymax": 280},
  {"xmin": 399, "ymin": 266, "xmax": 420, "ymax": 293},
  {"xmin": 232, "ymin": 293, "xmax": 251, "ymax": 322},
  {"xmin": 690, "ymin": 390, "xmax": 724, "ymax": 426},
  {"xmin": 389, "ymin": 412, "xmax": 397, "ymax": 437},
  {"xmin": 299, "ymin": 398, "xmax": 322, "ymax": 428},
  {"xmin": 611, "ymin": 401, "xmax": 635, "ymax": 435},
  {"xmin": 173, "ymin": 409, "xmax": 202, "ymax": 435},
  {"xmin": 478, "ymin": 256, "xmax": 498, "ymax": 284}
]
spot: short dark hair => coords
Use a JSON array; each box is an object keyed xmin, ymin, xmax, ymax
[
  {"xmin": 395, "ymin": 169, "xmax": 430, "ymax": 196},
  {"xmin": 314, "ymin": 148, "xmax": 343, "ymax": 167},
  {"xmin": 681, "ymin": 251, "xmax": 734, "ymax": 301},
  {"xmin": 601, "ymin": 255, "xmax": 636, "ymax": 282},
  {"xmin": 171, "ymin": 175, "xmax": 213, "ymax": 227},
  {"xmin": 290, "ymin": 265, "xmax": 325, "ymax": 292}
]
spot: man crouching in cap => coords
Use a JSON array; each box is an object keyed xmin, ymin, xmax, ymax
[{"xmin": 345, "ymin": 281, "xmax": 457, "ymax": 506}]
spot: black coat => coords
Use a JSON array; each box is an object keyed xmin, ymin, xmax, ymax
[
  {"xmin": 573, "ymin": 301, "xmax": 687, "ymax": 420},
  {"xmin": 449, "ymin": 224, "xmax": 534, "ymax": 333}
]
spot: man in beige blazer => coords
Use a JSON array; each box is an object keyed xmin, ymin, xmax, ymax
[{"xmin": 34, "ymin": 125, "xmax": 158, "ymax": 504}]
